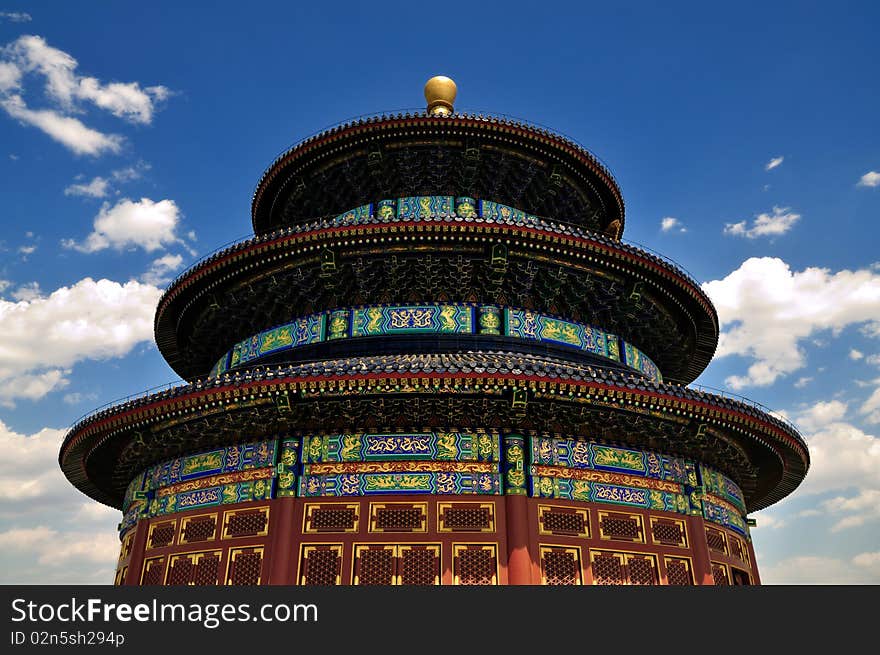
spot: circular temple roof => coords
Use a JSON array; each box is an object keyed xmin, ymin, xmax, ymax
[
  {"xmin": 250, "ymin": 113, "xmax": 626, "ymax": 237},
  {"xmin": 154, "ymin": 207, "xmax": 718, "ymax": 383},
  {"xmin": 59, "ymin": 351, "xmax": 808, "ymax": 513}
]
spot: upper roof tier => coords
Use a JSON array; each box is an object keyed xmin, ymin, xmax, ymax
[{"xmin": 250, "ymin": 112, "xmax": 626, "ymax": 237}]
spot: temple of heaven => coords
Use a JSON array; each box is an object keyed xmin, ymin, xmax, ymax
[{"xmin": 60, "ymin": 77, "xmax": 808, "ymax": 586}]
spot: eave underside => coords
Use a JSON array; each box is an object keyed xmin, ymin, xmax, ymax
[{"xmin": 62, "ymin": 352, "xmax": 806, "ymax": 514}]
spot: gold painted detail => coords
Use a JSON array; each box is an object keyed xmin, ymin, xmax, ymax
[
  {"xmin": 532, "ymin": 465, "xmax": 681, "ymax": 493},
  {"xmin": 156, "ymin": 467, "xmax": 275, "ymax": 497},
  {"xmin": 306, "ymin": 461, "xmax": 495, "ymax": 475}
]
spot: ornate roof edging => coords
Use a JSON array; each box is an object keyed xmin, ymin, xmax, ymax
[
  {"xmin": 250, "ymin": 111, "xmax": 624, "ymax": 228},
  {"xmin": 60, "ymin": 356, "xmax": 808, "ymax": 512}
]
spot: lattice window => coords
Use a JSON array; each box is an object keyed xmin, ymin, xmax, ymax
[
  {"xmin": 539, "ymin": 506, "xmax": 589, "ymax": 537},
  {"xmin": 300, "ymin": 545, "xmax": 343, "ymax": 585},
  {"xmin": 167, "ymin": 558, "xmax": 194, "ymax": 585},
  {"xmin": 192, "ymin": 554, "xmax": 220, "ymax": 586},
  {"xmin": 590, "ymin": 550, "xmax": 659, "ymax": 585},
  {"xmin": 439, "ymin": 503, "xmax": 495, "ymax": 532},
  {"xmin": 167, "ymin": 551, "xmax": 222, "ymax": 586},
  {"xmin": 141, "ymin": 557, "xmax": 166, "ymax": 585},
  {"xmin": 223, "ymin": 508, "xmax": 269, "ymax": 539},
  {"xmin": 664, "ymin": 557, "xmax": 694, "ymax": 586},
  {"xmin": 355, "ymin": 546, "xmax": 395, "ymax": 585},
  {"xmin": 453, "ymin": 545, "xmax": 497, "ymax": 585},
  {"xmin": 591, "ymin": 552, "xmax": 626, "ymax": 585},
  {"xmin": 626, "ymin": 555, "xmax": 658, "ymax": 585},
  {"xmin": 370, "ymin": 503, "xmax": 427, "ymax": 532},
  {"xmin": 731, "ymin": 568, "xmax": 752, "ymax": 585},
  {"xmin": 304, "ymin": 504, "xmax": 359, "ymax": 533},
  {"xmin": 599, "ymin": 512, "xmax": 644, "ymax": 543},
  {"xmin": 399, "ymin": 546, "xmax": 440, "ymax": 586},
  {"xmin": 227, "ymin": 548, "xmax": 263, "ymax": 585},
  {"xmin": 540, "ymin": 546, "xmax": 582, "ymax": 585},
  {"xmin": 729, "ymin": 537, "xmax": 748, "ymax": 564},
  {"xmin": 711, "ymin": 562, "xmax": 730, "ymax": 586},
  {"xmin": 706, "ymin": 528, "xmax": 727, "ymax": 554},
  {"xmin": 147, "ymin": 521, "xmax": 175, "ymax": 549},
  {"xmin": 181, "ymin": 516, "xmax": 217, "ymax": 543},
  {"xmin": 119, "ymin": 531, "xmax": 134, "ymax": 561},
  {"xmin": 114, "ymin": 566, "xmax": 127, "ymax": 586},
  {"xmin": 650, "ymin": 517, "xmax": 687, "ymax": 548}
]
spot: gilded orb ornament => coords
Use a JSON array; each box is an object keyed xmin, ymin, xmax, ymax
[{"xmin": 424, "ymin": 76, "xmax": 457, "ymax": 116}]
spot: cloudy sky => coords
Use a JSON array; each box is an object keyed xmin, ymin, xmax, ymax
[{"xmin": 1, "ymin": 2, "xmax": 878, "ymax": 584}]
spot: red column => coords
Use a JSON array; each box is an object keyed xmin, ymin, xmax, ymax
[
  {"xmin": 122, "ymin": 519, "xmax": 149, "ymax": 586},
  {"xmin": 688, "ymin": 515, "xmax": 715, "ymax": 585},
  {"xmin": 746, "ymin": 537, "xmax": 762, "ymax": 585},
  {"xmin": 267, "ymin": 497, "xmax": 297, "ymax": 584},
  {"xmin": 505, "ymin": 494, "xmax": 533, "ymax": 584}
]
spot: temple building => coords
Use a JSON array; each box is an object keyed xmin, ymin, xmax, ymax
[{"xmin": 60, "ymin": 77, "xmax": 808, "ymax": 585}]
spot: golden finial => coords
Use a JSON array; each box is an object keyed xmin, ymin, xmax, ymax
[{"xmin": 424, "ymin": 75, "xmax": 457, "ymax": 116}]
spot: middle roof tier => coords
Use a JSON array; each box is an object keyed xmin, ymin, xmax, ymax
[{"xmin": 155, "ymin": 196, "xmax": 719, "ymax": 383}]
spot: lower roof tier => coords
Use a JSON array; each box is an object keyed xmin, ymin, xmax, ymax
[
  {"xmin": 155, "ymin": 197, "xmax": 718, "ymax": 383},
  {"xmin": 61, "ymin": 351, "xmax": 807, "ymax": 514}
]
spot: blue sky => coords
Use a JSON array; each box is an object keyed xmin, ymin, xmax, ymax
[{"xmin": 0, "ymin": 1, "xmax": 878, "ymax": 583}]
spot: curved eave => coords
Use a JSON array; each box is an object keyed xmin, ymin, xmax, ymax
[
  {"xmin": 60, "ymin": 359, "xmax": 807, "ymax": 512},
  {"xmin": 250, "ymin": 113, "xmax": 625, "ymax": 235},
  {"xmin": 154, "ymin": 218, "xmax": 718, "ymax": 382}
]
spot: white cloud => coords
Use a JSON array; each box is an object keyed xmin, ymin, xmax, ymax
[
  {"xmin": 0, "ymin": 526, "xmax": 56, "ymax": 548},
  {"xmin": 794, "ymin": 376, "xmax": 813, "ymax": 388},
  {"xmin": 77, "ymin": 78, "xmax": 169, "ymax": 125},
  {"xmin": 0, "ymin": 35, "xmax": 169, "ymax": 156},
  {"xmin": 821, "ymin": 489, "xmax": 880, "ymax": 532},
  {"xmin": 850, "ymin": 349, "xmax": 865, "ymax": 360},
  {"xmin": 0, "ymin": 370, "xmax": 69, "ymax": 408},
  {"xmin": 0, "ymin": 60, "xmax": 21, "ymax": 93},
  {"xmin": 0, "ymin": 525, "xmax": 118, "ymax": 566},
  {"xmin": 866, "ymin": 354, "xmax": 880, "ymax": 367},
  {"xmin": 854, "ymin": 551, "xmax": 880, "ymax": 570},
  {"xmin": 723, "ymin": 206, "xmax": 801, "ymax": 239},
  {"xmin": 0, "ymin": 12, "xmax": 31, "ymax": 23},
  {"xmin": 857, "ymin": 171, "xmax": 880, "ymax": 188},
  {"xmin": 760, "ymin": 555, "xmax": 878, "ymax": 584},
  {"xmin": 0, "ymin": 420, "xmax": 68, "ymax": 505},
  {"xmin": 17, "ymin": 244, "xmax": 36, "ymax": 256},
  {"xmin": 62, "ymin": 391, "xmax": 97, "ymax": 405},
  {"xmin": 0, "ymin": 277, "xmax": 162, "ymax": 405},
  {"xmin": 796, "ymin": 399, "xmax": 848, "ymax": 432},
  {"xmin": 863, "ymin": 322, "xmax": 880, "ymax": 339},
  {"xmin": 63, "ymin": 197, "xmax": 182, "ymax": 253},
  {"xmin": 861, "ymin": 387, "xmax": 880, "ymax": 424},
  {"xmin": 70, "ymin": 502, "xmax": 117, "ymax": 523},
  {"xmin": 64, "ymin": 162, "xmax": 151, "ymax": 199},
  {"xmin": 0, "ymin": 280, "xmax": 11, "ymax": 294},
  {"xmin": 64, "ymin": 176, "xmax": 109, "ymax": 198},
  {"xmin": 140, "ymin": 253, "xmax": 183, "ymax": 286},
  {"xmin": 0, "ymin": 94, "xmax": 122, "ymax": 155},
  {"xmin": 660, "ymin": 216, "xmax": 686, "ymax": 233},
  {"xmin": 751, "ymin": 513, "xmax": 786, "ymax": 530},
  {"xmin": 765, "ymin": 156, "xmax": 784, "ymax": 170},
  {"xmin": 4, "ymin": 35, "xmax": 168, "ymax": 124},
  {"xmin": 703, "ymin": 257, "xmax": 880, "ymax": 388},
  {"xmin": 0, "ymin": 420, "xmax": 121, "ymax": 582},
  {"xmin": 795, "ymin": 419, "xmax": 880, "ymax": 497},
  {"xmin": 111, "ymin": 161, "xmax": 150, "ymax": 182},
  {"xmin": 10, "ymin": 281, "xmax": 41, "ymax": 301}
]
